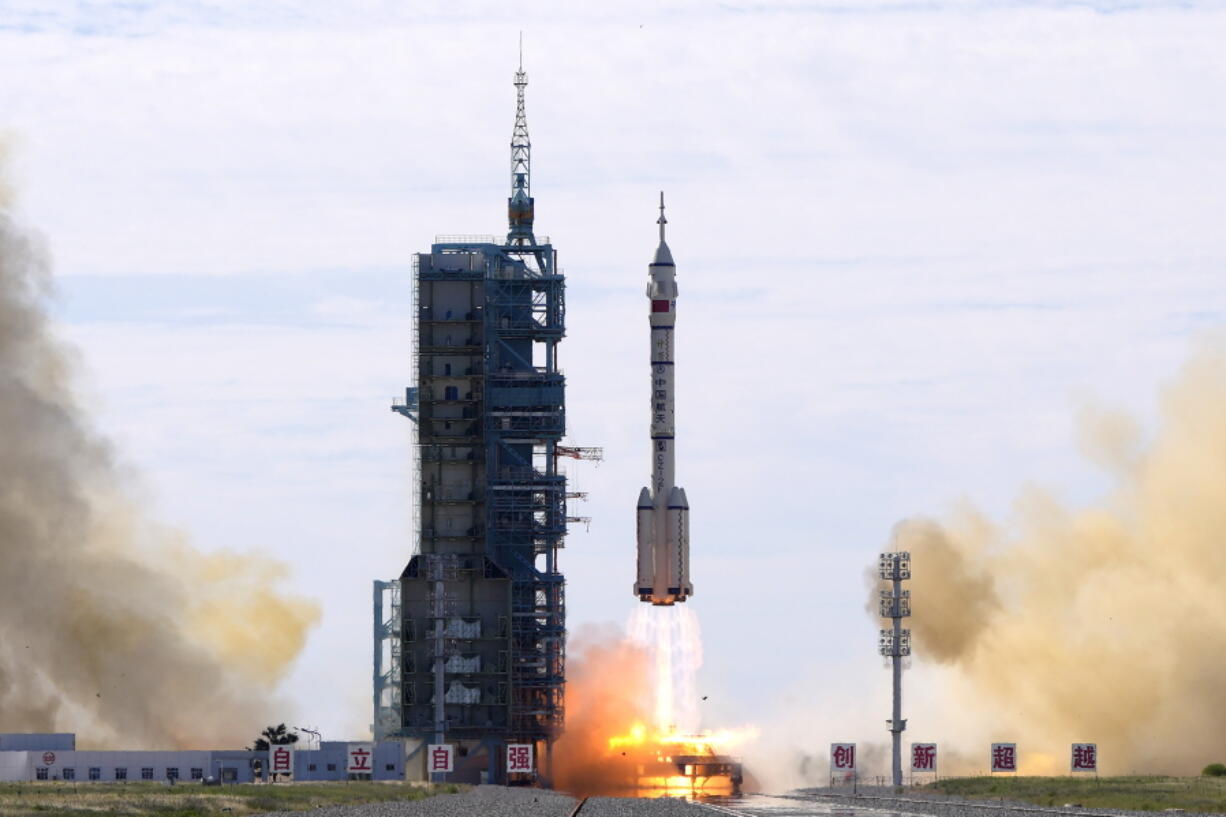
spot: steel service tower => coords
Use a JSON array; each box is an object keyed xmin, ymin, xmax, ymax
[
  {"xmin": 373, "ymin": 52, "xmax": 589, "ymax": 784},
  {"xmin": 635, "ymin": 195, "xmax": 694, "ymax": 606}
]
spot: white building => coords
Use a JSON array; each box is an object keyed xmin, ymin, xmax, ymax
[{"xmin": 0, "ymin": 734, "xmax": 405, "ymax": 783}]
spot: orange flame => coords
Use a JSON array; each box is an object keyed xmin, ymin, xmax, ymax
[
  {"xmin": 606, "ymin": 721, "xmax": 756, "ymax": 756},
  {"xmin": 554, "ymin": 625, "xmax": 755, "ymax": 798}
]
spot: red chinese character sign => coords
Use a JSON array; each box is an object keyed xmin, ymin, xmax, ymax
[
  {"xmin": 830, "ymin": 743, "xmax": 857, "ymax": 773},
  {"xmin": 346, "ymin": 743, "xmax": 374, "ymax": 774},
  {"xmin": 41, "ymin": 752, "xmax": 55, "ymax": 766},
  {"xmin": 506, "ymin": 743, "xmax": 534, "ymax": 774},
  {"xmin": 991, "ymin": 743, "xmax": 1017, "ymax": 773},
  {"xmin": 269, "ymin": 745, "xmax": 294, "ymax": 779},
  {"xmin": 428, "ymin": 744, "xmax": 454, "ymax": 774},
  {"xmin": 1071, "ymin": 743, "xmax": 1097, "ymax": 773},
  {"xmin": 911, "ymin": 743, "xmax": 937, "ymax": 773}
]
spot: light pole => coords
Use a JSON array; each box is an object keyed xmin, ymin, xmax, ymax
[{"xmin": 877, "ymin": 550, "xmax": 911, "ymax": 790}]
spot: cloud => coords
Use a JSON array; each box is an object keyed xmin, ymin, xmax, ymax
[{"xmin": 2, "ymin": 0, "xmax": 1225, "ymax": 747}]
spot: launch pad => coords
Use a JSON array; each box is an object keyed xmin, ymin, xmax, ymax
[
  {"xmin": 638, "ymin": 750, "xmax": 744, "ymax": 798},
  {"xmin": 606, "ymin": 727, "xmax": 744, "ymax": 798}
]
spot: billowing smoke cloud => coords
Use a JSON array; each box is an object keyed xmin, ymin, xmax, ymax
[
  {"xmin": 0, "ymin": 155, "xmax": 319, "ymax": 749},
  {"xmin": 875, "ymin": 347, "xmax": 1226, "ymax": 773},
  {"xmin": 555, "ymin": 615, "xmax": 757, "ymax": 797},
  {"xmin": 553, "ymin": 624, "xmax": 654, "ymax": 796}
]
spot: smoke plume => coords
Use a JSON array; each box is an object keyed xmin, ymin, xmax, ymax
[
  {"xmin": 876, "ymin": 346, "xmax": 1226, "ymax": 773},
  {"xmin": 554, "ymin": 613, "xmax": 757, "ymax": 797},
  {"xmin": 0, "ymin": 156, "xmax": 319, "ymax": 749},
  {"xmin": 553, "ymin": 624, "xmax": 654, "ymax": 795}
]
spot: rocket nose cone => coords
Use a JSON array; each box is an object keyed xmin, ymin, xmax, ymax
[
  {"xmin": 677, "ymin": 487, "xmax": 689, "ymax": 508},
  {"xmin": 652, "ymin": 240, "xmax": 674, "ymax": 267},
  {"xmin": 667, "ymin": 486, "xmax": 687, "ymax": 508},
  {"xmin": 637, "ymin": 487, "xmax": 653, "ymax": 508}
]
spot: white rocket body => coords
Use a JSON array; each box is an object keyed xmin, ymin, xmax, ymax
[{"xmin": 635, "ymin": 197, "xmax": 693, "ymax": 606}]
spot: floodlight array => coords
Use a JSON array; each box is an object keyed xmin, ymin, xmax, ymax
[
  {"xmin": 878, "ymin": 551, "xmax": 911, "ymax": 580},
  {"xmin": 878, "ymin": 628, "xmax": 912, "ymax": 657},
  {"xmin": 878, "ymin": 588, "xmax": 911, "ymax": 618}
]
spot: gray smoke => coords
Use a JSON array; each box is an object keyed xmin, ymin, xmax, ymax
[{"xmin": 0, "ymin": 157, "xmax": 318, "ymax": 749}]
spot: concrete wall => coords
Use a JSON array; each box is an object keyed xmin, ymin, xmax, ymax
[
  {"xmin": 289, "ymin": 742, "xmax": 403, "ymax": 781},
  {"xmin": 0, "ymin": 739, "xmax": 405, "ymax": 783},
  {"xmin": 403, "ymin": 737, "xmax": 499, "ymax": 785},
  {"xmin": 0, "ymin": 734, "xmax": 74, "ymax": 751},
  {"xmin": 0, "ymin": 752, "xmax": 31, "ymax": 782},
  {"xmin": 26, "ymin": 749, "xmax": 258, "ymax": 783}
]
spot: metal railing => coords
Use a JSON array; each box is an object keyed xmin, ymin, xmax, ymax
[
  {"xmin": 434, "ymin": 235, "xmax": 498, "ymax": 244},
  {"xmin": 433, "ymin": 234, "xmax": 552, "ymax": 246}
]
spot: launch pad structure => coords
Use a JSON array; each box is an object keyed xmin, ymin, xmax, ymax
[{"xmin": 373, "ymin": 53, "xmax": 588, "ymax": 784}]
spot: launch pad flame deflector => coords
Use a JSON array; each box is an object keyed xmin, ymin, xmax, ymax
[{"xmin": 635, "ymin": 194, "xmax": 694, "ymax": 606}]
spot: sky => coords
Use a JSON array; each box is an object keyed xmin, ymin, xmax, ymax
[{"xmin": 3, "ymin": 0, "xmax": 1226, "ymax": 767}]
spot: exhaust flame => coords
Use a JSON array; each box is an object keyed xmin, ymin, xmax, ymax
[
  {"xmin": 875, "ymin": 345, "xmax": 1226, "ymax": 774},
  {"xmin": 603, "ymin": 722, "xmax": 749, "ymax": 797},
  {"xmin": 0, "ymin": 153, "xmax": 319, "ymax": 749},
  {"xmin": 628, "ymin": 604, "xmax": 703, "ymax": 733},
  {"xmin": 555, "ymin": 611, "xmax": 754, "ymax": 798}
]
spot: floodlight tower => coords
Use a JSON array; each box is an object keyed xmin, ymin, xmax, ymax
[{"xmin": 878, "ymin": 550, "xmax": 911, "ymax": 790}]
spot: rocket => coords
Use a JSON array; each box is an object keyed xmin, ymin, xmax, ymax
[{"xmin": 635, "ymin": 193, "xmax": 693, "ymax": 606}]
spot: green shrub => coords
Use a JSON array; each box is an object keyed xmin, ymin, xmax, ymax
[
  {"xmin": 245, "ymin": 796, "xmax": 287, "ymax": 811},
  {"xmin": 1202, "ymin": 764, "xmax": 1226, "ymax": 777}
]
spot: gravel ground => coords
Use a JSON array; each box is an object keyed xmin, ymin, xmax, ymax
[
  {"xmin": 253, "ymin": 785, "xmax": 578, "ymax": 817},
  {"xmin": 251, "ymin": 785, "xmax": 1226, "ymax": 817},
  {"xmin": 790, "ymin": 786, "xmax": 1225, "ymax": 817},
  {"xmin": 579, "ymin": 795, "xmax": 705, "ymax": 816},
  {"xmin": 251, "ymin": 786, "xmax": 723, "ymax": 816}
]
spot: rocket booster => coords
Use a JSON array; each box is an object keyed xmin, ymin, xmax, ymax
[{"xmin": 635, "ymin": 193, "xmax": 693, "ymax": 606}]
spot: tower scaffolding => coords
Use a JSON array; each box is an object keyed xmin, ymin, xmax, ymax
[{"xmin": 375, "ymin": 50, "xmax": 587, "ymax": 785}]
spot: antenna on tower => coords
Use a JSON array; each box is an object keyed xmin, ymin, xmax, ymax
[{"xmin": 508, "ymin": 36, "xmax": 535, "ymax": 245}]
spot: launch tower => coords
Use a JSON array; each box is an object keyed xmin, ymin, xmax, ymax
[{"xmin": 374, "ymin": 53, "xmax": 568, "ymax": 784}]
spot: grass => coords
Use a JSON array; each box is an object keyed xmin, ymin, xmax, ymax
[
  {"xmin": 0, "ymin": 781, "xmax": 464, "ymax": 816},
  {"xmin": 925, "ymin": 775, "xmax": 1226, "ymax": 812}
]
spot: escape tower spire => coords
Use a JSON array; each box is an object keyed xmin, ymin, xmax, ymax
[{"xmin": 508, "ymin": 36, "xmax": 535, "ymax": 245}]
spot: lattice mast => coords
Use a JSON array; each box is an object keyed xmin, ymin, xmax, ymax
[{"xmin": 507, "ymin": 35, "xmax": 535, "ymax": 246}]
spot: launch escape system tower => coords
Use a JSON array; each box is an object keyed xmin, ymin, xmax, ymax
[{"xmin": 372, "ymin": 56, "xmax": 583, "ymax": 783}]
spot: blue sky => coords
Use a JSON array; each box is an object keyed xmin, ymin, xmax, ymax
[{"xmin": 4, "ymin": 0, "xmax": 1226, "ymax": 780}]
